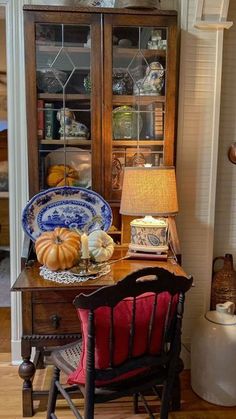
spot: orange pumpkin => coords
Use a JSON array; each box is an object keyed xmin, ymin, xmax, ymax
[
  {"xmin": 46, "ymin": 164, "xmax": 80, "ymax": 187},
  {"xmin": 35, "ymin": 227, "xmax": 81, "ymax": 271}
]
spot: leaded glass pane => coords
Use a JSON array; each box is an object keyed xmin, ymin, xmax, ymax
[{"xmin": 36, "ymin": 23, "xmax": 92, "ymax": 190}]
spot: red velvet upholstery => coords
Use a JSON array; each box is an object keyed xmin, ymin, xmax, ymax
[{"xmin": 68, "ymin": 292, "xmax": 177, "ymax": 387}]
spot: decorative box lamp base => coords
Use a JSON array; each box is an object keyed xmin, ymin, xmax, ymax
[{"xmin": 129, "ymin": 216, "xmax": 168, "ymax": 253}]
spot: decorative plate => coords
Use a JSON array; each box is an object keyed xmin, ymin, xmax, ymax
[
  {"xmin": 113, "ymin": 106, "xmax": 143, "ymax": 139},
  {"xmin": 44, "ymin": 147, "xmax": 91, "ymax": 189},
  {"xmin": 22, "ymin": 186, "xmax": 113, "ymax": 241}
]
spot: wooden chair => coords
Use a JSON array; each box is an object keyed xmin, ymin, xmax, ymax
[{"xmin": 47, "ymin": 266, "xmax": 192, "ymax": 419}]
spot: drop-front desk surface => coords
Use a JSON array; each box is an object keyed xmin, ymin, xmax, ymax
[{"xmin": 12, "ymin": 250, "xmax": 188, "ymax": 417}]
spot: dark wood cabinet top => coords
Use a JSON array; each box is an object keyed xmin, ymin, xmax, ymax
[
  {"xmin": 23, "ymin": 5, "xmax": 177, "ymax": 16},
  {"xmin": 12, "ymin": 257, "xmax": 187, "ymax": 292}
]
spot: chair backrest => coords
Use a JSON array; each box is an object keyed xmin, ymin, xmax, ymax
[{"xmin": 73, "ymin": 267, "xmax": 192, "ymax": 385}]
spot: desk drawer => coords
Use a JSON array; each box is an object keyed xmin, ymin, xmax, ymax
[
  {"xmin": 33, "ymin": 302, "xmax": 80, "ymax": 334},
  {"xmin": 33, "ymin": 289, "xmax": 95, "ymax": 303}
]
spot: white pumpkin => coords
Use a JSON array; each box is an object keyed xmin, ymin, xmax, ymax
[{"xmin": 88, "ymin": 230, "xmax": 114, "ymax": 262}]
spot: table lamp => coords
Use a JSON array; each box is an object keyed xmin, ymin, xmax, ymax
[{"xmin": 120, "ymin": 166, "xmax": 178, "ymax": 255}]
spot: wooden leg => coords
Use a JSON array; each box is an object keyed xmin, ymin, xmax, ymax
[
  {"xmin": 160, "ymin": 381, "xmax": 170, "ymax": 419},
  {"xmin": 170, "ymin": 358, "xmax": 184, "ymax": 411},
  {"xmin": 171, "ymin": 373, "xmax": 181, "ymax": 411},
  {"xmin": 47, "ymin": 367, "xmax": 60, "ymax": 419},
  {"xmin": 160, "ymin": 358, "xmax": 184, "ymax": 419},
  {"xmin": 133, "ymin": 393, "xmax": 139, "ymax": 413},
  {"xmin": 139, "ymin": 393, "xmax": 155, "ymax": 419},
  {"xmin": 18, "ymin": 356, "xmax": 36, "ymax": 417},
  {"xmin": 18, "ymin": 339, "xmax": 35, "ymax": 417},
  {"xmin": 34, "ymin": 348, "xmax": 45, "ymax": 370}
]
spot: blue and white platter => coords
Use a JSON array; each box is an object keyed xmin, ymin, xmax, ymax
[{"xmin": 22, "ymin": 186, "xmax": 113, "ymax": 242}]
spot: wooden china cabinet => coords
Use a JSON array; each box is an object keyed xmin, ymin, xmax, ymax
[
  {"xmin": 13, "ymin": 5, "xmax": 180, "ymax": 417},
  {"xmin": 24, "ymin": 4, "xmax": 178, "ymax": 246}
]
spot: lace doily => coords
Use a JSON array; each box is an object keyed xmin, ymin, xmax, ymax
[{"xmin": 39, "ymin": 264, "xmax": 111, "ymax": 284}]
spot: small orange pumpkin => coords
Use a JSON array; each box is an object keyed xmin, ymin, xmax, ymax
[
  {"xmin": 46, "ymin": 164, "xmax": 80, "ymax": 187},
  {"xmin": 35, "ymin": 227, "xmax": 81, "ymax": 271}
]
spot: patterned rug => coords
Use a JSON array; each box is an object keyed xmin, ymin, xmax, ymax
[{"xmin": 0, "ymin": 256, "xmax": 10, "ymax": 307}]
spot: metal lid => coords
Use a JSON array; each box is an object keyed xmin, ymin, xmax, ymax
[{"xmin": 205, "ymin": 302, "xmax": 236, "ymax": 325}]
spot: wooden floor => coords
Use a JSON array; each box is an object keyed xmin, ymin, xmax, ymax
[
  {"xmin": 0, "ymin": 307, "xmax": 236, "ymax": 418},
  {"xmin": 0, "ymin": 307, "xmax": 11, "ymax": 354}
]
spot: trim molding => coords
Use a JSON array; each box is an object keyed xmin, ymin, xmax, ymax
[
  {"xmin": 194, "ymin": 0, "xmax": 233, "ymax": 30},
  {"xmin": 205, "ymin": 28, "xmax": 225, "ymax": 310},
  {"xmin": 194, "ymin": 21, "xmax": 233, "ymax": 29},
  {"xmin": 1, "ymin": 0, "xmax": 30, "ymax": 363}
]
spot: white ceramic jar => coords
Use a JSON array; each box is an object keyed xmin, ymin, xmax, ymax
[{"xmin": 191, "ymin": 301, "xmax": 236, "ymax": 406}]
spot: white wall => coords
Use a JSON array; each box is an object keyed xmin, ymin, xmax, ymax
[
  {"xmin": 214, "ymin": 1, "xmax": 236, "ymax": 261},
  {"xmin": 176, "ymin": 0, "xmax": 230, "ymax": 354}
]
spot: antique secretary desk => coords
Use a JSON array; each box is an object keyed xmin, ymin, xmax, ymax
[{"xmin": 11, "ymin": 5, "xmax": 184, "ymax": 416}]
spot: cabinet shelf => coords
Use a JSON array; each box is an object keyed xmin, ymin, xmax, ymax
[
  {"xmin": 0, "ymin": 191, "xmax": 9, "ymax": 198},
  {"xmin": 40, "ymin": 139, "xmax": 91, "ymax": 146},
  {"xmin": 38, "ymin": 93, "xmax": 90, "ymax": 101},
  {"xmin": 39, "ymin": 94, "xmax": 165, "ymax": 106},
  {"xmin": 36, "ymin": 44, "xmax": 90, "ymax": 53},
  {"xmin": 112, "ymin": 140, "xmax": 163, "ymax": 146},
  {"xmin": 36, "ymin": 45, "xmax": 166, "ymax": 58},
  {"xmin": 113, "ymin": 95, "xmax": 165, "ymax": 105},
  {"xmin": 113, "ymin": 47, "xmax": 166, "ymax": 57}
]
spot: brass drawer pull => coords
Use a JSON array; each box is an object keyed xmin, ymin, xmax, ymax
[{"xmin": 50, "ymin": 314, "xmax": 62, "ymax": 329}]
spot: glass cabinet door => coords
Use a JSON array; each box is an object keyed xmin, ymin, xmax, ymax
[
  {"xmin": 103, "ymin": 14, "xmax": 177, "ymax": 202},
  {"xmin": 25, "ymin": 12, "xmax": 102, "ymax": 197}
]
